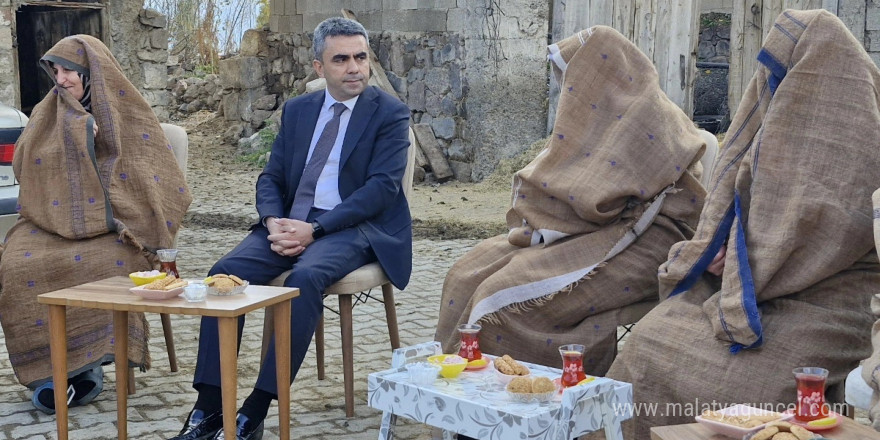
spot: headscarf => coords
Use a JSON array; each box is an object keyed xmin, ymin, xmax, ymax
[{"xmin": 40, "ymin": 54, "xmax": 92, "ymax": 112}]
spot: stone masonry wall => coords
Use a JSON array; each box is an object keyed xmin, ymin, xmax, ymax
[
  {"xmin": 0, "ymin": 1, "xmax": 14, "ymax": 103},
  {"xmin": 0, "ymin": 1, "xmax": 167, "ymax": 120},
  {"xmin": 865, "ymin": 3, "xmax": 880, "ymax": 66}
]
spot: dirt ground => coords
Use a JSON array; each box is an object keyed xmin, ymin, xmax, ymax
[{"xmin": 176, "ymin": 111, "xmax": 511, "ymax": 240}]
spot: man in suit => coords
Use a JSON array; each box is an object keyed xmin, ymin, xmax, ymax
[{"xmin": 171, "ymin": 17, "xmax": 412, "ymax": 440}]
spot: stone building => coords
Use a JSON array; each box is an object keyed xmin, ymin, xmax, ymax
[{"xmin": 0, "ymin": 1, "xmax": 170, "ymax": 120}]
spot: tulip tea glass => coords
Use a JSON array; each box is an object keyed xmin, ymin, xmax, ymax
[
  {"xmin": 793, "ymin": 367, "xmax": 829, "ymax": 422},
  {"xmin": 457, "ymin": 324, "xmax": 482, "ymax": 362},
  {"xmin": 559, "ymin": 344, "xmax": 587, "ymax": 388},
  {"xmin": 157, "ymin": 248, "xmax": 179, "ymax": 278}
]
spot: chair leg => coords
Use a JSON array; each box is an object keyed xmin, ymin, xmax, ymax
[
  {"xmin": 381, "ymin": 283, "xmax": 400, "ymax": 350},
  {"xmin": 127, "ymin": 368, "xmax": 136, "ymax": 395},
  {"xmin": 339, "ymin": 294, "xmax": 354, "ymax": 417},
  {"xmin": 316, "ymin": 314, "xmax": 325, "ymax": 380},
  {"xmin": 159, "ymin": 313, "xmax": 178, "ymax": 372}
]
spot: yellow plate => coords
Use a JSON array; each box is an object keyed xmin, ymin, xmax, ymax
[
  {"xmin": 466, "ymin": 357, "xmax": 488, "ymax": 370},
  {"xmin": 576, "ymin": 377, "xmax": 596, "ymax": 386}
]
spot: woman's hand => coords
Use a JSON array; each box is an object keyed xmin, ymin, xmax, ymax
[
  {"xmin": 707, "ymin": 245, "xmax": 726, "ymax": 276},
  {"xmin": 93, "ymin": 122, "xmax": 99, "ymax": 138}
]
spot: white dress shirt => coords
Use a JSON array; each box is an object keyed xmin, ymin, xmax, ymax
[{"xmin": 306, "ymin": 91, "xmax": 359, "ymax": 211}]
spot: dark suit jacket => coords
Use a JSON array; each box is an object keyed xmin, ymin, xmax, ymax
[{"xmin": 255, "ymin": 86, "xmax": 413, "ymax": 289}]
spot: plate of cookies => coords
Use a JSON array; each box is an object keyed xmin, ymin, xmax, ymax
[
  {"xmin": 695, "ymin": 405, "xmax": 793, "ymax": 438},
  {"xmin": 204, "ymin": 274, "xmax": 248, "ymax": 296},
  {"xmin": 506, "ymin": 376, "xmax": 558, "ymax": 403},
  {"xmin": 742, "ymin": 419, "xmax": 822, "ymax": 440},
  {"xmin": 129, "ymin": 276, "xmax": 188, "ymax": 300},
  {"xmin": 493, "ymin": 354, "xmax": 531, "ymax": 384}
]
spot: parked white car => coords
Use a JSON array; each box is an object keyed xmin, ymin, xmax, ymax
[{"xmin": 0, "ymin": 103, "xmax": 28, "ymax": 239}]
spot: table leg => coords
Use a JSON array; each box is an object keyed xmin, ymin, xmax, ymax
[
  {"xmin": 47, "ymin": 305, "xmax": 68, "ymax": 440},
  {"xmin": 217, "ymin": 317, "xmax": 238, "ymax": 440},
  {"xmin": 113, "ymin": 311, "xmax": 129, "ymax": 440},
  {"xmin": 600, "ymin": 390, "xmax": 624, "ymax": 440},
  {"xmin": 274, "ymin": 301, "xmax": 291, "ymax": 440},
  {"xmin": 340, "ymin": 294, "xmax": 354, "ymax": 417}
]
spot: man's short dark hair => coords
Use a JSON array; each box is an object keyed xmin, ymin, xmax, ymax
[{"xmin": 313, "ymin": 17, "xmax": 369, "ymax": 61}]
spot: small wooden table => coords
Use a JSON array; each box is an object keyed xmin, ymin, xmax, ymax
[
  {"xmin": 650, "ymin": 416, "xmax": 880, "ymax": 440},
  {"xmin": 37, "ymin": 276, "xmax": 299, "ymax": 440}
]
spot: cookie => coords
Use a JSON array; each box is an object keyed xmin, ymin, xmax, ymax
[
  {"xmin": 532, "ymin": 377, "xmax": 555, "ymax": 393},
  {"xmin": 164, "ymin": 279, "xmax": 188, "ymax": 290},
  {"xmin": 494, "ymin": 357, "xmax": 515, "ymax": 375},
  {"xmin": 772, "ymin": 433, "xmax": 798, "ymax": 440},
  {"xmin": 229, "ymin": 274, "xmax": 244, "ymax": 285},
  {"xmin": 789, "ymin": 425, "xmax": 814, "ymax": 440},
  {"xmin": 502, "ymin": 355, "xmax": 529, "ymax": 375},
  {"xmin": 213, "ymin": 278, "xmax": 235, "ymax": 293},
  {"xmin": 507, "ymin": 376, "xmax": 532, "ymax": 393},
  {"xmin": 767, "ymin": 421, "xmax": 792, "ymax": 430},
  {"xmin": 143, "ymin": 275, "xmax": 174, "ymax": 290},
  {"xmin": 751, "ymin": 426, "xmax": 779, "ymax": 440}
]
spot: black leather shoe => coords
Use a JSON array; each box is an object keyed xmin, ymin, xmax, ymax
[
  {"xmin": 212, "ymin": 413, "xmax": 263, "ymax": 440},
  {"xmin": 170, "ymin": 409, "xmax": 223, "ymax": 440}
]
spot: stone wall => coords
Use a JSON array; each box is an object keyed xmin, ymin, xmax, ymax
[
  {"xmin": 0, "ymin": 1, "xmax": 14, "ymax": 103},
  {"xmin": 866, "ymin": 4, "xmax": 880, "ymax": 66},
  {"xmin": 264, "ymin": 0, "xmax": 548, "ymax": 182},
  {"xmin": 0, "ymin": 1, "xmax": 168, "ymax": 120}
]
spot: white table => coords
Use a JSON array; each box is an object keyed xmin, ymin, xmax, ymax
[{"xmin": 367, "ymin": 342, "xmax": 633, "ymax": 440}]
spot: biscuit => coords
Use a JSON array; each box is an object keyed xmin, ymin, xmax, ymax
[
  {"xmin": 750, "ymin": 426, "xmax": 779, "ymax": 440},
  {"xmin": 143, "ymin": 276, "xmax": 173, "ymax": 290},
  {"xmin": 772, "ymin": 433, "xmax": 798, "ymax": 440},
  {"xmin": 532, "ymin": 377, "xmax": 555, "ymax": 393},
  {"xmin": 767, "ymin": 421, "xmax": 792, "ymax": 430},
  {"xmin": 213, "ymin": 278, "xmax": 236, "ymax": 293},
  {"xmin": 212, "ymin": 274, "xmax": 229, "ymax": 279},
  {"xmin": 789, "ymin": 425, "xmax": 814, "ymax": 440},
  {"xmin": 501, "ymin": 355, "xmax": 530, "ymax": 375},
  {"xmin": 754, "ymin": 414, "xmax": 783, "ymax": 423},
  {"xmin": 494, "ymin": 357, "xmax": 515, "ymax": 375},
  {"xmin": 507, "ymin": 376, "xmax": 532, "ymax": 393},
  {"xmin": 743, "ymin": 419, "xmax": 766, "ymax": 428},
  {"xmin": 164, "ymin": 279, "xmax": 188, "ymax": 290},
  {"xmin": 229, "ymin": 274, "xmax": 244, "ymax": 285}
]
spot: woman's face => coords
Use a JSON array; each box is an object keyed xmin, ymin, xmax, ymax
[{"xmin": 52, "ymin": 64, "xmax": 84, "ymax": 101}]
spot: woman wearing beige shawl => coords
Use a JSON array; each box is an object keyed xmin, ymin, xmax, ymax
[
  {"xmin": 607, "ymin": 9, "xmax": 880, "ymax": 438},
  {"xmin": 434, "ymin": 26, "xmax": 707, "ymax": 374},
  {"xmin": 0, "ymin": 35, "xmax": 190, "ymax": 413}
]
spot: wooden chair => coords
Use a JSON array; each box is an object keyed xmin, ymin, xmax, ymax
[
  {"xmin": 616, "ymin": 129, "xmax": 720, "ymax": 343},
  {"xmin": 127, "ymin": 123, "xmax": 186, "ymax": 393},
  {"xmin": 261, "ymin": 131, "xmax": 416, "ymax": 417}
]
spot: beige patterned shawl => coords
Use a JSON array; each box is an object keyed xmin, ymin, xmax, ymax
[
  {"xmin": 0, "ymin": 35, "xmax": 191, "ymax": 387},
  {"xmin": 435, "ymin": 26, "xmax": 706, "ymax": 372}
]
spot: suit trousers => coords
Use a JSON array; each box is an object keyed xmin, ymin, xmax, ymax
[{"xmin": 192, "ymin": 221, "xmax": 377, "ymax": 395}]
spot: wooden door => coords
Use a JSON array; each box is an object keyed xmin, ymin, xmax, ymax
[{"xmin": 16, "ymin": 4, "xmax": 104, "ymax": 114}]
